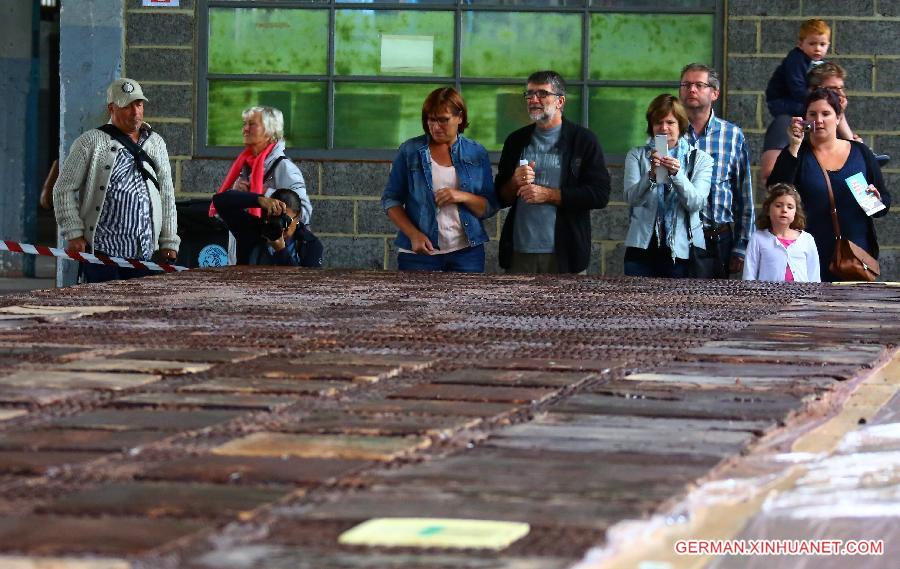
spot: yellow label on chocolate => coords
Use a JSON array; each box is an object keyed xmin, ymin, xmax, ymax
[{"xmin": 337, "ymin": 517, "xmax": 530, "ymax": 550}]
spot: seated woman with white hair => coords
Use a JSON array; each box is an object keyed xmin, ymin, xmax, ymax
[{"xmin": 209, "ymin": 106, "xmax": 312, "ymax": 262}]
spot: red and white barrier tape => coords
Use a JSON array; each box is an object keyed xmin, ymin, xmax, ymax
[{"xmin": 0, "ymin": 240, "xmax": 188, "ymax": 273}]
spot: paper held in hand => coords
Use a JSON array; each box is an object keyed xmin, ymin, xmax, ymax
[
  {"xmin": 845, "ymin": 172, "xmax": 885, "ymax": 216},
  {"xmin": 654, "ymin": 134, "xmax": 669, "ymax": 184}
]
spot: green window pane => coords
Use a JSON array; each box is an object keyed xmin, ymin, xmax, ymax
[
  {"xmin": 208, "ymin": 81, "xmax": 327, "ymax": 149},
  {"xmin": 588, "ymin": 87, "xmax": 667, "ymax": 155},
  {"xmin": 334, "ymin": 10, "xmax": 454, "ymax": 77},
  {"xmin": 461, "ymin": 12, "xmax": 582, "ymax": 79},
  {"xmin": 333, "ymin": 83, "xmax": 448, "ymax": 149},
  {"xmin": 208, "ymin": 8, "xmax": 328, "ymax": 75},
  {"xmin": 463, "ymin": 85, "xmax": 581, "ymax": 152},
  {"xmin": 589, "ymin": 14, "xmax": 713, "ymax": 81},
  {"xmin": 590, "ymin": 0, "xmax": 715, "ymax": 6}
]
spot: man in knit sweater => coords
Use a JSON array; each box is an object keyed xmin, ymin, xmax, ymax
[{"xmin": 53, "ymin": 78, "xmax": 179, "ymax": 283}]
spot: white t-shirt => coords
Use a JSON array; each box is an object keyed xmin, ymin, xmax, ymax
[{"xmin": 400, "ymin": 159, "xmax": 468, "ymax": 255}]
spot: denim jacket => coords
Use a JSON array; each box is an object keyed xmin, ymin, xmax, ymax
[{"xmin": 382, "ymin": 134, "xmax": 497, "ymax": 251}]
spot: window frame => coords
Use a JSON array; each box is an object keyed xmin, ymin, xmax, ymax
[{"xmin": 196, "ymin": 0, "xmax": 723, "ymax": 162}]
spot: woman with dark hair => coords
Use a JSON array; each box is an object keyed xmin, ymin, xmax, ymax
[
  {"xmin": 769, "ymin": 88, "xmax": 890, "ymax": 281},
  {"xmin": 622, "ymin": 94, "xmax": 713, "ymax": 277},
  {"xmin": 381, "ymin": 87, "xmax": 497, "ymax": 272}
]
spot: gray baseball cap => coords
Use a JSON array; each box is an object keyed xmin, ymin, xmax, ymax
[{"xmin": 107, "ymin": 78, "xmax": 149, "ymax": 108}]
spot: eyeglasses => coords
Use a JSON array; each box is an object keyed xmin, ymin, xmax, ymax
[
  {"xmin": 523, "ymin": 90, "xmax": 563, "ymax": 101},
  {"xmin": 426, "ymin": 115, "xmax": 456, "ymax": 126},
  {"xmin": 679, "ymin": 81, "xmax": 713, "ymax": 90}
]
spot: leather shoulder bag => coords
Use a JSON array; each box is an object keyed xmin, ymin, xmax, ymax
[{"xmin": 816, "ymin": 156, "xmax": 879, "ymax": 281}]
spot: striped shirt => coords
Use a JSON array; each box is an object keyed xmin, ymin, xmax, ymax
[
  {"xmin": 684, "ymin": 108, "xmax": 755, "ymax": 257},
  {"xmin": 93, "ymin": 128, "xmax": 155, "ymax": 260}
]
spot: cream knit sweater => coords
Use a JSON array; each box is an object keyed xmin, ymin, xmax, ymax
[{"xmin": 53, "ymin": 126, "xmax": 180, "ymax": 252}]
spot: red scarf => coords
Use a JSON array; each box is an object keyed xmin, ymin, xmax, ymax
[{"xmin": 208, "ymin": 142, "xmax": 276, "ymax": 218}]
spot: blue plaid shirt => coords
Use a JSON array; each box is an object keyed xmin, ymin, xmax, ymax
[{"xmin": 684, "ymin": 108, "xmax": 755, "ymax": 257}]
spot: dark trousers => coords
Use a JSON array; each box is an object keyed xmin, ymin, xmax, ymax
[
  {"xmin": 624, "ymin": 238, "xmax": 689, "ymax": 278},
  {"xmin": 81, "ymin": 262, "xmax": 153, "ymax": 284},
  {"xmin": 692, "ymin": 226, "xmax": 733, "ymax": 279}
]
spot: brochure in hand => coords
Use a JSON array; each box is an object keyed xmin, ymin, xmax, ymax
[{"xmin": 845, "ymin": 172, "xmax": 885, "ymax": 216}]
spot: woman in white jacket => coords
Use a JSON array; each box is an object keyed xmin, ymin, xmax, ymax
[{"xmin": 623, "ymin": 94, "xmax": 713, "ymax": 278}]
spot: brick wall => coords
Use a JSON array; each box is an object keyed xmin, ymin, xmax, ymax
[{"xmin": 123, "ymin": 1, "xmax": 900, "ymax": 278}]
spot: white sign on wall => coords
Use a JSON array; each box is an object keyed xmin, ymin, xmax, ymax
[
  {"xmin": 380, "ymin": 35, "xmax": 434, "ymax": 74},
  {"xmin": 143, "ymin": 0, "xmax": 180, "ymax": 6}
]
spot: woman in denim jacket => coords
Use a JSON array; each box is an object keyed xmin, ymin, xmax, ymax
[{"xmin": 382, "ymin": 87, "xmax": 498, "ymax": 272}]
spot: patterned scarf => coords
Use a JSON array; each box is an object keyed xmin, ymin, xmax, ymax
[
  {"xmin": 651, "ymin": 137, "xmax": 692, "ymax": 262},
  {"xmin": 208, "ymin": 142, "xmax": 276, "ymax": 218}
]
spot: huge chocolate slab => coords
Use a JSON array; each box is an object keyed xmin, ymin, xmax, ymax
[
  {"xmin": 0, "ymin": 516, "xmax": 204, "ymax": 555},
  {"xmin": 39, "ymin": 482, "xmax": 288, "ymax": 519},
  {"xmin": 212, "ymin": 433, "xmax": 428, "ymax": 461},
  {"xmin": 49, "ymin": 409, "xmax": 244, "ymax": 431},
  {"xmin": 389, "ymin": 384, "xmax": 556, "ymax": 404},
  {"xmin": 138, "ymin": 455, "xmax": 366, "ymax": 485}
]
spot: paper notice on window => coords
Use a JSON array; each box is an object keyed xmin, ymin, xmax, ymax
[
  {"xmin": 845, "ymin": 172, "xmax": 885, "ymax": 216},
  {"xmin": 381, "ymin": 35, "xmax": 434, "ymax": 74},
  {"xmin": 143, "ymin": 0, "xmax": 180, "ymax": 6}
]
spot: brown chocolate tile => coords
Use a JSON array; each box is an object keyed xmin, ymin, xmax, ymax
[
  {"xmin": 0, "ymin": 451, "xmax": 108, "ymax": 475},
  {"xmin": 114, "ymin": 392, "xmax": 297, "ymax": 411},
  {"xmin": 389, "ymin": 384, "xmax": 555, "ymax": 405},
  {"xmin": 138, "ymin": 455, "xmax": 366, "ymax": 485},
  {"xmin": 472, "ymin": 358, "xmax": 619, "ymax": 372},
  {"xmin": 434, "ymin": 368, "xmax": 594, "ymax": 388},
  {"xmin": 39, "ymin": 482, "xmax": 288, "ymax": 519},
  {"xmin": 0, "ymin": 371, "xmax": 161, "ymax": 391},
  {"xmin": 343, "ymin": 399, "xmax": 517, "ymax": 418},
  {"xmin": 0, "ymin": 429, "xmax": 168, "ymax": 452},
  {"xmin": 294, "ymin": 353, "xmax": 434, "ymax": 368},
  {"xmin": 0, "ymin": 388, "xmax": 89, "ymax": 406},
  {"xmin": 289, "ymin": 411, "xmax": 476, "ymax": 436},
  {"xmin": 0, "ymin": 515, "xmax": 204, "ymax": 555},
  {"xmin": 117, "ymin": 348, "xmax": 257, "ymax": 363},
  {"xmin": 50, "ymin": 409, "xmax": 243, "ymax": 431},
  {"xmin": 212, "ymin": 433, "xmax": 427, "ymax": 461},
  {"xmin": 55, "ymin": 359, "xmax": 211, "ymax": 374},
  {"xmin": 180, "ymin": 378, "xmax": 351, "ymax": 396}
]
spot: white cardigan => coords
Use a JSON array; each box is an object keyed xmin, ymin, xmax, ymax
[{"xmin": 742, "ymin": 229, "xmax": 820, "ymax": 282}]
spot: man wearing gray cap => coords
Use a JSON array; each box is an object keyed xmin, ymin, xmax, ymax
[{"xmin": 53, "ymin": 77, "xmax": 179, "ymax": 282}]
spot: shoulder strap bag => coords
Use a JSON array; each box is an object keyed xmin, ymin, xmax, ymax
[
  {"xmin": 97, "ymin": 124, "xmax": 160, "ymax": 191},
  {"xmin": 816, "ymin": 156, "xmax": 879, "ymax": 281}
]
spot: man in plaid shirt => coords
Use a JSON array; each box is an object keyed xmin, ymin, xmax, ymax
[{"xmin": 679, "ymin": 63, "xmax": 755, "ymax": 278}]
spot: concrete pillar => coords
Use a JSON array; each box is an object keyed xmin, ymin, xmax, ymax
[
  {"xmin": 57, "ymin": 0, "xmax": 125, "ymax": 286},
  {"xmin": 0, "ymin": 1, "xmax": 38, "ymax": 277}
]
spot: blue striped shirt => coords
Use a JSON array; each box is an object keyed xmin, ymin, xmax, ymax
[
  {"xmin": 93, "ymin": 128, "xmax": 155, "ymax": 260},
  {"xmin": 684, "ymin": 109, "xmax": 755, "ymax": 257}
]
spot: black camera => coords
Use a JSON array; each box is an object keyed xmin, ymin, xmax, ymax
[{"xmin": 261, "ymin": 214, "xmax": 292, "ymax": 241}]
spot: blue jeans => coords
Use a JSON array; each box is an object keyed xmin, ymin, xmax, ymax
[{"xmin": 398, "ymin": 244, "xmax": 485, "ymax": 273}]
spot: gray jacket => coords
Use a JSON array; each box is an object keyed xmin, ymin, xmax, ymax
[{"xmin": 623, "ymin": 145, "xmax": 713, "ymax": 259}]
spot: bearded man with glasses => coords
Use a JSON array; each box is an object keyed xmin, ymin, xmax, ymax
[
  {"xmin": 495, "ymin": 70, "xmax": 611, "ymax": 274},
  {"xmin": 678, "ymin": 62, "xmax": 755, "ymax": 279}
]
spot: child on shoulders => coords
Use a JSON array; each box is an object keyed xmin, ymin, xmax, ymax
[
  {"xmin": 743, "ymin": 183, "xmax": 820, "ymax": 282},
  {"xmin": 765, "ymin": 19, "xmax": 830, "ymax": 118}
]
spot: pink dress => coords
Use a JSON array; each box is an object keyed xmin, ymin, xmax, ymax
[{"xmin": 776, "ymin": 236, "xmax": 796, "ymax": 282}]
